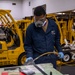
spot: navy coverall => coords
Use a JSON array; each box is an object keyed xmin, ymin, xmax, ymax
[{"xmin": 24, "ymin": 19, "xmax": 62, "ymax": 68}]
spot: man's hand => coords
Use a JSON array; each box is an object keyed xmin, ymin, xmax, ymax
[
  {"xmin": 26, "ymin": 57, "xmax": 33, "ymax": 62},
  {"xmin": 25, "ymin": 57, "xmax": 34, "ymax": 65},
  {"xmin": 58, "ymin": 52, "xmax": 64, "ymax": 59}
]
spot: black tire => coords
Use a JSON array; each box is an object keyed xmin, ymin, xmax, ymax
[
  {"xmin": 62, "ymin": 52, "xmax": 72, "ymax": 62},
  {"xmin": 18, "ymin": 52, "xmax": 26, "ymax": 65}
]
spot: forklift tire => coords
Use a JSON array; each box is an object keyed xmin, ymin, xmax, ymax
[
  {"xmin": 62, "ymin": 52, "xmax": 72, "ymax": 62},
  {"xmin": 18, "ymin": 52, "xmax": 26, "ymax": 65}
]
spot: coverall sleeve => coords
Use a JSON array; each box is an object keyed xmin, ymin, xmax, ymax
[
  {"xmin": 54, "ymin": 25, "xmax": 62, "ymax": 52},
  {"xmin": 24, "ymin": 26, "xmax": 33, "ymax": 58}
]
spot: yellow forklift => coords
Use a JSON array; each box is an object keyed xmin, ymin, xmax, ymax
[{"xmin": 0, "ymin": 10, "xmax": 27, "ymax": 66}]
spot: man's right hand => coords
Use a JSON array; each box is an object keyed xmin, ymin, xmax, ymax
[
  {"xmin": 26, "ymin": 57, "xmax": 33, "ymax": 62},
  {"xmin": 25, "ymin": 57, "xmax": 35, "ymax": 65}
]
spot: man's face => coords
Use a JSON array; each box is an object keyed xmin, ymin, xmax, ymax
[
  {"xmin": 34, "ymin": 15, "xmax": 46, "ymax": 27},
  {"xmin": 34, "ymin": 15, "xmax": 46, "ymax": 22}
]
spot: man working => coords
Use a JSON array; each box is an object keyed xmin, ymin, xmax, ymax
[{"xmin": 24, "ymin": 6, "xmax": 64, "ymax": 69}]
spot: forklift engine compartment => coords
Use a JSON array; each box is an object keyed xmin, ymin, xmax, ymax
[{"xmin": 0, "ymin": 27, "xmax": 6, "ymax": 41}]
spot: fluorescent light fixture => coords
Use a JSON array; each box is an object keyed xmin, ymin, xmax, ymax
[{"xmin": 56, "ymin": 13, "xmax": 65, "ymax": 15}]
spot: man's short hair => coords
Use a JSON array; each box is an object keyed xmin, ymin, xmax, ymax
[{"xmin": 34, "ymin": 6, "xmax": 46, "ymax": 16}]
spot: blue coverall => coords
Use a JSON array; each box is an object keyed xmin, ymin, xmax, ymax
[{"xmin": 24, "ymin": 19, "xmax": 62, "ymax": 68}]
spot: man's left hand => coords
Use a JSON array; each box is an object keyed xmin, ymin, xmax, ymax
[{"xmin": 58, "ymin": 52, "xmax": 64, "ymax": 59}]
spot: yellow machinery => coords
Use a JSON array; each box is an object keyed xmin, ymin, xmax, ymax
[
  {"xmin": 68, "ymin": 17, "xmax": 75, "ymax": 43},
  {"xmin": 58, "ymin": 21, "xmax": 68, "ymax": 44},
  {"xmin": 16, "ymin": 20, "xmax": 31, "ymax": 42},
  {"xmin": 0, "ymin": 10, "xmax": 27, "ymax": 66}
]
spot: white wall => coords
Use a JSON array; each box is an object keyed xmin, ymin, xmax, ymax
[
  {"xmin": 22, "ymin": 0, "xmax": 33, "ymax": 18},
  {"xmin": 22, "ymin": 0, "xmax": 75, "ymax": 17},
  {"xmin": 0, "ymin": 0, "xmax": 75, "ymax": 19},
  {"xmin": 0, "ymin": 0, "xmax": 23, "ymax": 20}
]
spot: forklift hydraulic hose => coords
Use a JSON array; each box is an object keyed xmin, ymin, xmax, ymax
[{"xmin": 33, "ymin": 52, "xmax": 58, "ymax": 61}]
